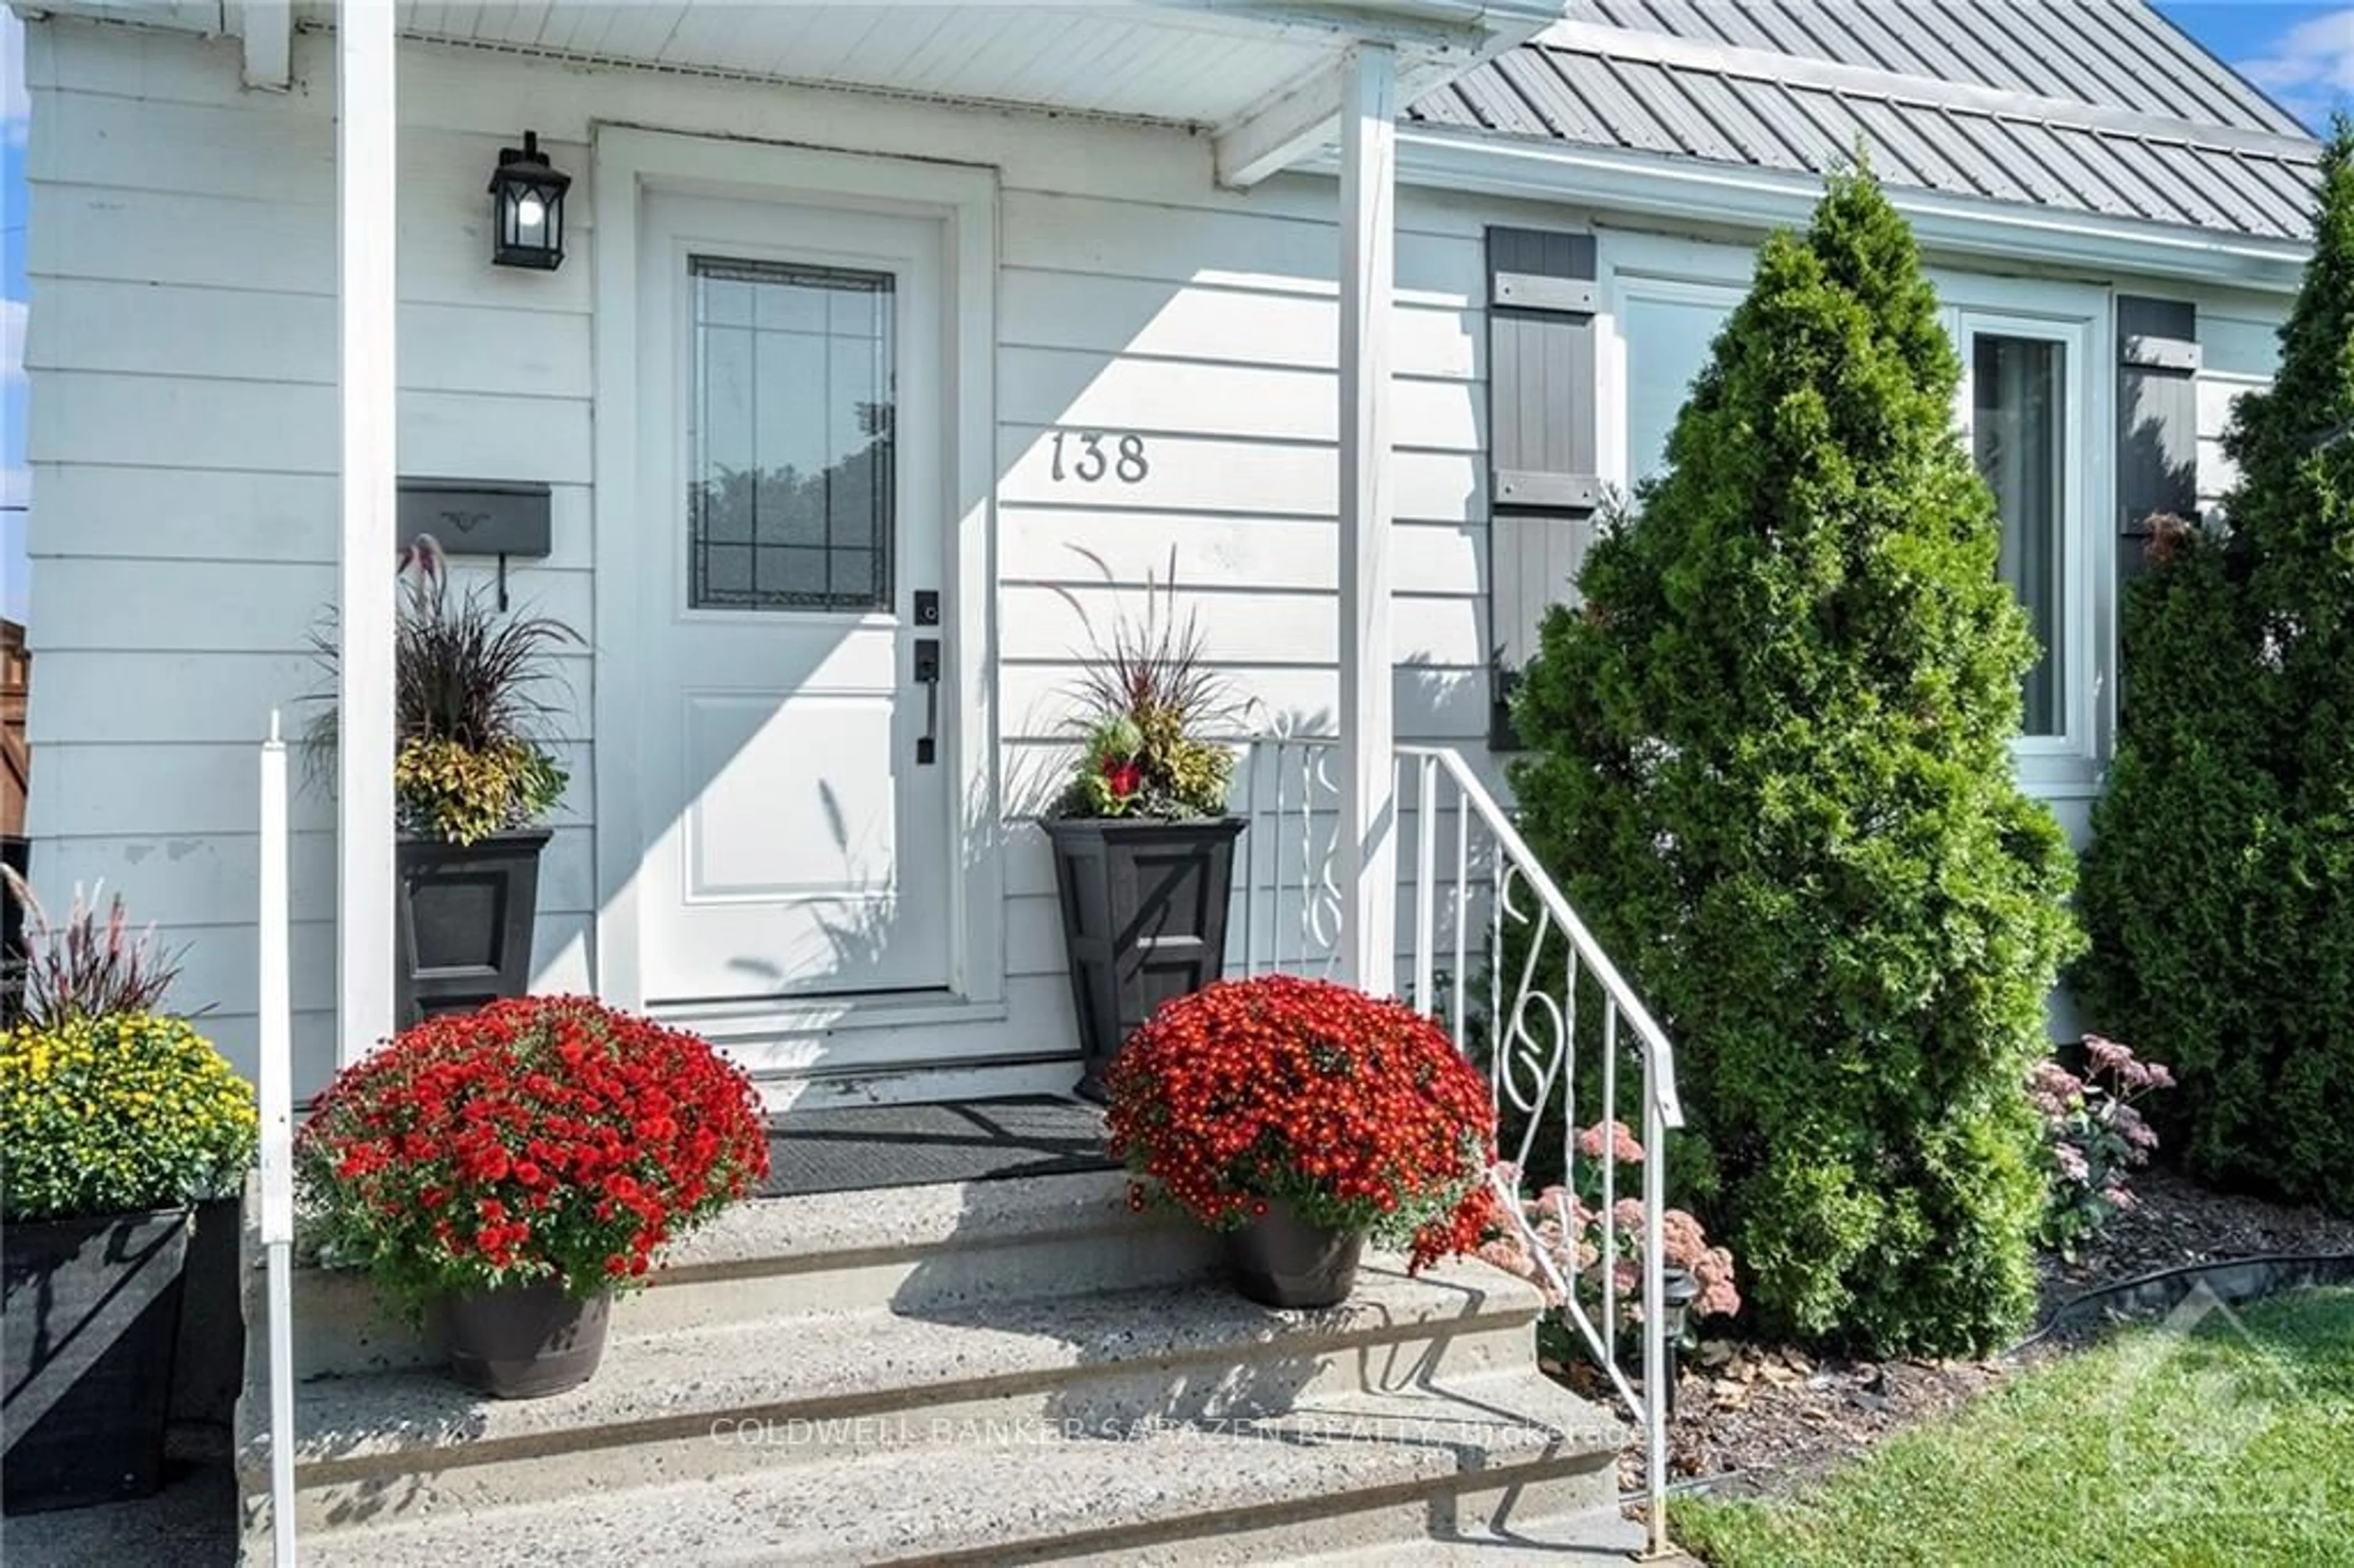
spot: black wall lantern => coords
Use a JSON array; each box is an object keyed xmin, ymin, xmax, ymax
[{"xmin": 489, "ymin": 131, "xmax": 569, "ymax": 270}]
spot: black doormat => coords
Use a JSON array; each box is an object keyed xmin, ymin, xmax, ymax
[{"xmin": 759, "ymin": 1096, "xmax": 1116, "ymax": 1198}]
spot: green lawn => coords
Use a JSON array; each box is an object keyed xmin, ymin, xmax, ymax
[{"xmin": 1673, "ymin": 1288, "xmax": 2354, "ymax": 1568}]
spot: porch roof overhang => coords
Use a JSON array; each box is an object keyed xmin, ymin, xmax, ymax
[{"xmin": 28, "ymin": 0, "xmax": 1561, "ymax": 185}]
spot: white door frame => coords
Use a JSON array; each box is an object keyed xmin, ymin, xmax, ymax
[{"xmin": 590, "ymin": 125, "xmax": 1004, "ymax": 1027}]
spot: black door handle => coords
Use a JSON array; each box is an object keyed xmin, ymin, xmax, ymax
[{"xmin": 913, "ymin": 637, "xmax": 941, "ymax": 766}]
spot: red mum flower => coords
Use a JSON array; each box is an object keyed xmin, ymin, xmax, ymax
[
  {"xmin": 292, "ymin": 995, "xmax": 769, "ymax": 1315},
  {"xmin": 1103, "ymin": 976, "xmax": 1497, "ymax": 1275}
]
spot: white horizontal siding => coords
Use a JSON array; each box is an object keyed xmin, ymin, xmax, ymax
[
  {"xmin": 998, "ymin": 190, "xmax": 1485, "ymax": 305},
  {"xmin": 996, "ymin": 430, "xmax": 1484, "ymax": 518},
  {"xmin": 999, "ymin": 584, "xmax": 1484, "ymax": 691},
  {"xmin": 36, "ymin": 826, "xmax": 598, "ymax": 931},
  {"xmin": 28, "ymin": 278, "xmax": 590, "ymax": 398},
  {"xmin": 2195, "ymin": 370, "xmax": 2269, "ymax": 510},
  {"xmin": 2203, "ymin": 310, "xmax": 2279, "ymax": 381},
  {"xmin": 24, "ymin": 17, "xmax": 1508, "ymax": 1092},
  {"xmin": 997, "ymin": 510, "xmax": 1484, "ymax": 595},
  {"xmin": 998, "ymin": 348, "xmax": 1485, "ymax": 450},
  {"xmin": 997, "ymin": 668, "xmax": 1487, "ymax": 752},
  {"xmin": 2194, "ymin": 308, "xmax": 2285, "ymax": 512},
  {"xmin": 32, "ymin": 468, "xmax": 595, "ymax": 567},
  {"xmin": 31, "ymin": 559, "xmax": 592, "ymax": 656},
  {"xmin": 27, "ymin": 650, "xmax": 592, "ymax": 747},
  {"xmin": 997, "ymin": 270, "xmax": 1480, "ymax": 378},
  {"xmin": 31, "ymin": 177, "xmax": 593, "ymax": 313},
  {"xmin": 29, "ymin": 371, "xmax": 591, "ymax": 482},
  {"xmin": 31, "ymin": 742, "xmax": 592, "ymax": 839}
]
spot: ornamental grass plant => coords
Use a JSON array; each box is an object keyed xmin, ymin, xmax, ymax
[
  {"xmin": 1049, "ymin": 547, "xmax": 1236, "ymax": 821},
  {"xmin": 0, "ymin": 873, "xmax": 253, "ymax": 1223},
  {"xmin": 308, "ymin": 536, "xmax": 579, "ymax": 845},
  {"xmin": 1105, "ymin": 975, "xmax": 1499, "ymax": 1271},
  {"xmin": 2, "ymin": 867, "xmax": 183, "ymax": 1029},
  {"xmin": 296, "ymin": 995, "xmax": 769, "ymax": 1316}
]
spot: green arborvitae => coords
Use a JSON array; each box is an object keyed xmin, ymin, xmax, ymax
[
  {"xmin": 2077, "ymin": 123, "xmax": 2354, "ymax": 1214},
  {"xmin": 1508, "ymin": 167, "xmax": 2080, "ymax": 1355}
]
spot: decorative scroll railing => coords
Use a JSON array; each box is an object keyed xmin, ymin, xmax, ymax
[{"xmin": 1235, "ymin": 734, "xmax": 1686, "ymax": 1555}]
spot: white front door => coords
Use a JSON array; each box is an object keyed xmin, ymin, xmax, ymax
[{"xmin": 636, "ymin": 193, "xmax": 953, "ymax": 1006}]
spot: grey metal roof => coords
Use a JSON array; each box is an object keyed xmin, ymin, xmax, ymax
[
  {"xmin": 1411, "ymin": 1, "xmax": 2324, "ymax": 243},
  {"xmin": 1577, "ymin": 0, "xmax": 2305, "ymax": 135}
]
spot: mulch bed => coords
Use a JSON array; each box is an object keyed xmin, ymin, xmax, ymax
[
  {"xmin": 2035, "ymin": 1168, "xmax": 2354, "ymax": 1306},
  {"xmin": 1571, "ymin": 1170, "xmax": 2354, "ymax": 1499}
]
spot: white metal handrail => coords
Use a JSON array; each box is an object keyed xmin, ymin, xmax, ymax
[
  {"xmin": 1236, "ymin": 734, "xmax": 1686, "ymax": 1557},
  {"xmin": 1235, "ymin": 732, "xmax": 1343, "ymax": 981},
  {"xmin": 1395, "ymin": 744, "xmax": 1683, "ymax": 1125}
]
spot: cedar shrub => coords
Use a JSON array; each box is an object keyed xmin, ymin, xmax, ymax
[
  {"xmin": 1507, "ymin": 167, "xmax": 2079, "ymax": 1355},
  {"xmin": 2075, "ymin": 123, "xmax": 2354, "ymax": 1214}
]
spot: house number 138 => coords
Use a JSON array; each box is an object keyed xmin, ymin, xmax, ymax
[{"xmin": 1050, "ymin": 431, "xmax": 1149, "ymax": 484}]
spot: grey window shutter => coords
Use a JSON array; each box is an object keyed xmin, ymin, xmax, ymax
[
  {"xmin": 2116, "ymin": 295, "xmax": 2200, "ymax": 594},
  {"xmin": 1486, "ymin": 227, "xmax": 1600, "ymax": 750}
]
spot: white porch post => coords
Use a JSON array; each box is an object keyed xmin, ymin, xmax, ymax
[
  {"xmin": 337, "ymin": 1, "xmax": 397, "ymax": 1063},
  {"xmin": 1337, "ymin": 44, "xmax": 1398, "ymax": 995}
]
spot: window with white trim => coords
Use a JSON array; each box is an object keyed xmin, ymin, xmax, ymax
[
  {"xmin": 1610, "ymin": 245, "xmax": 2106, "ymax": 767},
  {"xmin": 1972, "ymin": 333, "xmax": 2068, "ymax": 735},
  {"xmin": 1617, "ymin": 280, "xmax": 1740, "ymax": 490},
  {"xmin": 1950, "ymin": 301, "xmax": 2098, "ymax": 757}
]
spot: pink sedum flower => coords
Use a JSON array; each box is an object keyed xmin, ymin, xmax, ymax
[{"xmin": 1576, "ymin": 1120, "xmax": 1647, "ymax": 1166}]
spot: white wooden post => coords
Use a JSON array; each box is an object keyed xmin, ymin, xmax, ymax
[
  {"xmin": 1337, "ymin": 44, "xmax": 1398, "ymax": 996},
  {"xmin": 338, "ymin": 1, "xmax": 398, "ymax": 1063},
  {"xmin": 256, "ymin": 715, "xmax": 297, "ymax": 1568}
]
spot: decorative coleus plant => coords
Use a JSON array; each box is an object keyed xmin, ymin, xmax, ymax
[
  {"xmin": 1053, "ymin": 550, "xmax": 1235, "ymax": 821},
  {"xmin": 294, "ymin": 995, "xmax": 769, "ymax": 1315},
  {"xmin": 1104, "ymin": 975, "xmax": 1500, "ymax": 1271}
]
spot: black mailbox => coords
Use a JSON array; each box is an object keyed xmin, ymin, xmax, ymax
[{"xmin": 398, "ymin": 479, "xmax": 554, "ymax": 560}]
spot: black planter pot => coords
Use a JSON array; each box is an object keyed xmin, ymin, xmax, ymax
[
  {"xmin": 1, "ymin": 1208, "xmax": 193, "ymax": 1514},
  {"xmin": 1223, "ymin": 1202, "xmax": 1366, "ymax": 1309},
  {"xmin": 1045, "ymin": 815, "xmax": 1246, "ymax": 1103},
  {"xmin": 395, "ymin": 829, "xmax": 550, "ymax": 1027},
  {"xmin": 429, "ymin": 1281, "xmax": 612, "ymax": 1399}
]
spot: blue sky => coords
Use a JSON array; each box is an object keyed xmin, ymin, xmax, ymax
[
  {"xmin": 2163, "ymin": 2, "xmax": 2354, "ymax": 126},
  {"xmin": 0, "ymin": 4, "xmax": 2347, "ymax": 625}
]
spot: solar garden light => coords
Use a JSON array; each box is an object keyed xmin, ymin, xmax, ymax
[{"xmin": 1658, "ymin": 1265, "xmax": 1701, "ymax": 1418}]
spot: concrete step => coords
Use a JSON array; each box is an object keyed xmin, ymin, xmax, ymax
[
  {"xmin": 253, "ymin": 1171, "xmax": 1222, "ymax": 1380},
  {"xmin": 278, "ymin": 1375, "xmax": 1626, "ymax": 1567},
  {"xmin": 237, "ymin": 1257, "xmax": 1552, "ymax": 1533}
]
